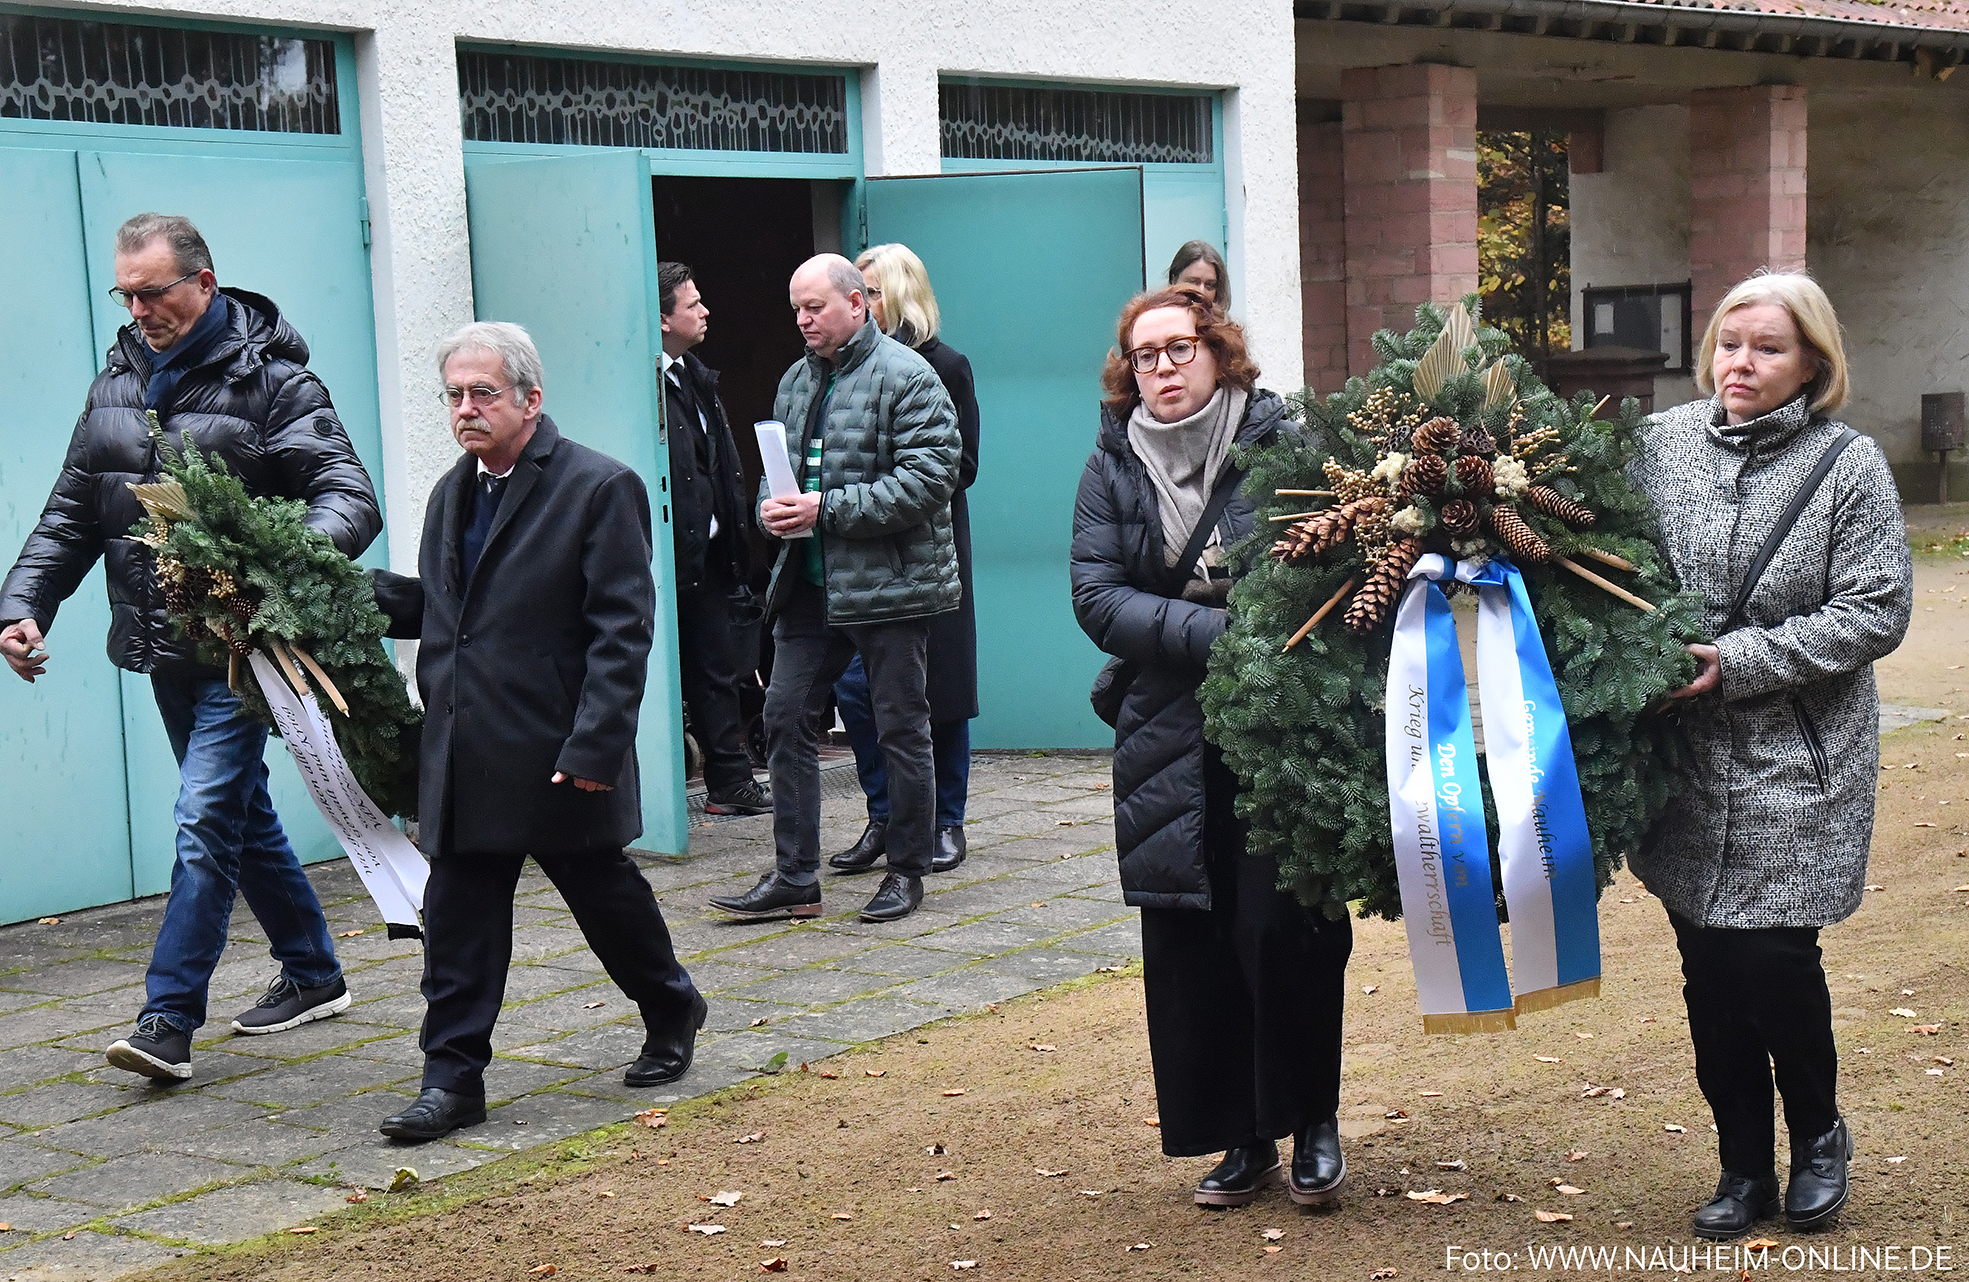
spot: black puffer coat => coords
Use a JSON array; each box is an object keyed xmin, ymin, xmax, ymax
[
  {"xmin": 1070, "ymin": 389, "xmax": 1289, "ymax": 910},
  {"xmin": 0, "ymin": 290, "xmax": 381, "ymax": 672}
]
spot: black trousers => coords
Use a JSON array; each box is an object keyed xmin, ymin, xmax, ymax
[
  {"xmin": 1139, "ymin": 750, "xmax": 1354, "ymax": 1158},
  {"xmin": 765, "ymin": 581, "xmax": 934, "ymax": 882},
  {"xmin": 419, "ymin": 847, "xmax": 699, "ymax": 1096},
  {"xmin": 676, "ymin": 562, "xmax": 753, "ymax": 794},
  {"xmin": 1668, "ymin": 909, "xmax": 1839, "ymax": 1174}
]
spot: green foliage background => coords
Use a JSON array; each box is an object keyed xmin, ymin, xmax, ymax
[
  {"xmin": 1199, "ymin": 302, "xmax": 1700, "ymax": 921},
  {"xmin": 138, "ymin": 438, "xmax": 421, "ymax": 819}
]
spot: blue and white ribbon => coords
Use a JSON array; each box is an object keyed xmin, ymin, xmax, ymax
[{"xmin": 1383, "ymin": 555, "xmax": 1601, "ymax": 1033}]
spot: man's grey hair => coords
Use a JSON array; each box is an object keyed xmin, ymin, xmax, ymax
[
  {"xmin": 435, "ymin": 321, "xmax": 544, "ymax": 403},
  {"xmin": 115, "ymin": 213, "xmax": 213, "ymax": 276},
  {"xmin": 825, "ymin": 257, "xmax": 866, "ymax": 301}
]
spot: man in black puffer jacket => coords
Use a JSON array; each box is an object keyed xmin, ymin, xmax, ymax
[{"xmin": 0, "ymin": 214, "xmax": 381, "ymax": 1083}]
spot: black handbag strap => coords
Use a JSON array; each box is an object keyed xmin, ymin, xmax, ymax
[
  {"xmin": 1723, "ymin": 426, "xmax": 1858, "ymax": 632},
  {"xmin": 1161, "ymin": 465, "xmax": 1246, "ymax": 595}
]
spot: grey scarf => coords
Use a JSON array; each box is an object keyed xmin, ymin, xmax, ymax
[{"xmin": 1127, "ymin": 385, "xmax": 1246, "ymax": 577}]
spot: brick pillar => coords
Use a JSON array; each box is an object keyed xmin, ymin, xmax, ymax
[
  {"xmin": 1688, "ymin": 85, "xmax": 1807, "ymax": 317},
  {"xmin": 1340, "ymin": 64, "xmax": 1479, "ymax": 376},
  {"xmin": 1298, "ymin": 107, "xmax": 1348, "ymax": 396}
]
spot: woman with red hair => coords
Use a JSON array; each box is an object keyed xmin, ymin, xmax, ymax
[{"xmin": 1071, "ymin": 289, "xmax": 1354, "ymax": 1210}]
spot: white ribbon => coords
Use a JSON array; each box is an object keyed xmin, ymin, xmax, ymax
[{"xmin": 248, "ymin": 651, "xmax": 427, "ymax": 937}]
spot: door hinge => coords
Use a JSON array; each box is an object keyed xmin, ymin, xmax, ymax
[{"xmin": 359, "ymin": 197, "xmax": 372, "ymax": 248}]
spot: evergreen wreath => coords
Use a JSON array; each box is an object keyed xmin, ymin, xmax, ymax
[
  {"xmin": 129, "ymin": 415, "xmax": 421, "ymax": 819},
  {"xmin": 1200, "ymin": 299, "xmax": 1702, "ymax": 921}
]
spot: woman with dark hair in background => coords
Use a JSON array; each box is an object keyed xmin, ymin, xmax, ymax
[
  {"xmin": 1166, "ymin": 240, "xmax": 1230, "ymax": 312},
  {"xmin": 828, "ymin": 243, "xmax": 981, "ymax": 878},
  {"xmin": 1071, "ymin": 288, "xmax": 1351, "ymax": 1211}
]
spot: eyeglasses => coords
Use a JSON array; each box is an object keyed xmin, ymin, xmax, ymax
[
  {"xmin": 863, "ymin": 284, "xmax": 883, "ymax": 299},
  {"xmin": 1126, "ymin": 337, "xmax": 1202, "ymax": 374},
  {"xmin": 108, "ymin": 271, "xmax": 200, "ymax": 309},
  {"xmin": 439, "ymin": 384, "xmax": 517, "ymax": 408}
]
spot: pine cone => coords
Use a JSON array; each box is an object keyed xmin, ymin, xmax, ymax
[
  {"xmin": 1344, "ymin": 537, "xmax": 1425, "ymax": 633},
  {"xmin": 1525, "ymin": 485, "xmax": 1597, "ymax": 529},
  {"xmin": 1412, "ymin": 416, "xmax": 1461, "ymax": 455},
  {"xmin": 1460, "ymin": 422, "xmax": 1497, "ymax": 457},
  {"xmin": 225, "ymin": 593, "xmax": 257, "ymax": 628},
  {"xmin": 1397, "ymin": 453, "xmax": 1448, "ymax": 500},
  {"xmin": 1488, "ymin": 503, "xmax": 1552, "ymax": 565},
  {"xmin": 1453, "ymin": 455, "xmax": 1492, "ymax": 497},
  {"xmin": 1271, "ymin": 505, "xmax": 1351, "ymax": 564},
  {"xmin": 1271, "ymin": 519, "xmax": 1318, "ymax": 564},
  {"xmin": 182, "ymin": 567, "xmax": 213, "ymax": 601},
  {"xmin": 1439, "ymin": 498, "xmax": 1480, "ymax": 537}
]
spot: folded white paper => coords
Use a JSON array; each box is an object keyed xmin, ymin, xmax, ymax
[{"xmin": 755, "ymin": 420, "xmax": 813, "ymax": 539}]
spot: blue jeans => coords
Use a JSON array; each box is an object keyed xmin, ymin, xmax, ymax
[
  {"xmin": 143, "ymin": 673, "xmax": 340, "ymax": 1034},
  {"xmin": 835, "ymin": 655, "xmax": 970, "ymax": 829}
]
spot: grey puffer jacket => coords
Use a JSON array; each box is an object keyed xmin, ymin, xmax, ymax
[
  {"xmin": 762, "ymin": 317, "xmax": 961, "ymax": 625},
  {"xmin": 1629, "ymin": 395, "xmax": 1912, "ymax": 929},
  {"xmin": 1070, "ymin": 389, "xmax": 1289, "ymax": 910}
]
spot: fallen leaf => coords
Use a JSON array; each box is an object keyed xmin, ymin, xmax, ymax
[
  {"xmin": 1419, "ymin": 1090, "xmax": 1444, "ymax": 1098},
  {"xmin": 344, "ymin": 1190, "xmax": 369, "ymax": 1203},
  {"xmin": 1903, "ymin": 989, "xmax": 1917, "ymax": 996},
  {"xmin": 942, "ymin": 1089, "xmax": 967, "ymax": 1097},
  {"xmin": 1927, "ymin": 1068, "xmax": 1945, "ymax": 1076},
  {"xmin": 831, "ymin": 1213, "xmax": 854, "ymax": 1220},
  {"xmin": 514, "ymin": 1120, "xmax": 529, "ymax": 1126},
  {"xmin": 952, "ymin": 1262, "xmax": 978, "ymax": 1271},
  {"xmin": 387, "ymin": 1167, "xmax": 420, "ymax": 1192},
  {"xmin": 1096, "ymin": 965, "xmax": 1126, "ymax": 973},
  {"xmin": 289, "ymin": 1226, "xmax": 320, "ymax": 1235},
  {"xmin": 1056, "ymin": 819, "xmax": 1074, "ymax": 826},
  {"xmin": 1556, "ymin": 1184, "xmax": 1585, "ymax": 1196},
  {"xmin": 1128, "ymin": 1243, "xmax": 1152, "ymax": 1251},
  {"xmin": 735, "ymin": 1132, "xmax": 764, "ymax": 1144},
  {"xmin": 1496, "ymin": 1192, "xmax": 1524, "ymax": 1202},
  {"xmin": 1372, "ymin": 1270, "xmax": 1399, "ymax": 1279},
  {"xmin": 1035, "ymin": 1167, "xmax": 1068, "ymax": 1177},
  {"xmin": 1865, "ymin": 884, "xmax": 1887, "ymax": 891},
  {"xmin": 0, "ymin": 1222, "xmax": 9, "ymax": 1231},
  {"xmin": 1363, "ymin": 984, "xmax": 1380, "ymax": 995},
  {"xmin": 1615, "ymin": 1221, "xmax": 1634, "ymax": 1230},
  {"xmin": 749, "ymin": 1017, "xmax": 770, "ymax": 1027},
  {"xmin": 926, "ymin": 1144, "xmax": 947, "ymax": 1155},
  {"xmin": 1436, "ymin": 1159, "xmax": 1467, "ymax": 1170},
  {"xmin": 1886, "ymin": 1155, "xmax": 1908, "ymax": 1164},
  {"xmin": 973, "ymin": 1209, "xmax": 992, "ymax": 1220},
  {"xmin": 935, "ymin": 1171, "xmax": 956, "ymax": 1181},
  {"xmin": 1935, "ymin": 1056, "xmax": 1956, "ymax": 1066},
  {"xmin": 1534, "ymin": 1056, "xmax": 1563, "ymax": 1064},
  {"xmin": 583, "ymin": 1001, "xmax": 605, "ymax": 1009},
  {"xmin": 687, "ymin": 1224, "xmax": 727, "ymax": 1235},
  {"xmin": 760, "ymin": 1240, "xmax": 787, "ymax": 1248},
  {"xmin": 705, "ymin": 1190, "xmax": 743, "ymax": 1207},
  {"xmin": 1260, "ymin": 1228, "xmax": 1285, "ymax": 1241},
  {"xmin": 62, "ymin": 1230, "xmax": 76, "ymax": 1240},
  {"xmin": 1575, "ymin": 1032, "xmax": 1595, "ymax": 1040},
  {"xmin": 1609, "ymin": 1089, "xmax": 1626, "ymax": 1099},
  {"xmin": 1912, "ymin": 1024, "xmax": 1943, "ymax": 1035},
  {"xmin": 1581, "ymin": 1085, "xmax": 1610, "ymax": 1098},
  {"xmin": 1744, "ymin": 1239, "xmax": 1779, "ymax": 1252},
  {"xmin": 1144, "ymin": 1116, "xmax": 1161, "ymax": 1126},
  {"xmin": 1534, "ymin": 1209, "xmax": 1573, "ymax": 1223},
  {"xmin": 1664, "ymin": 1123, "xmax": 1687, "ymax": 1133},
  {"xmin": 865, "ymin": 1069, "xmax": 886, "ymax": 1078},
  {"xmin": 634, "ymin": 1109, "xmax": 668, "ymax": 1129},
  {"xmin": 1891, "ymin": 1008, "xmax": 1918, "ymax": 1018},
  {"xmin": 1028, "ymin": 1043, "xmax": 1056, "ymax": 1053},
  {"xmin": 527, "ymin": 1267, "xmax": 556, "ymax": 1277},
  {"xmin": 1385, "ymin": 1109, "xmax": 1409, "ymax": 1120},
  {"xmin": 820, "ymin": 1070, "xmax": 839, "ymax": 1079},
  {"xmin": 338, "ymin": 929, "xmax": 364, "ymax": 938},
  {"xmin": 760, "ymin": 1260, "xmax": 788, "ymax": 1274},
  {"xmin": 1405, "ymin": 1189, "xmax": 1468, "ymax": 1204},
  {"xmin": 1078, "ymin": 1189, "xmax": 1103, "ymax": 1197},
  {"xmin": 598, "ymin": 1191, "xmax": 615, "ymax": 1199},
  {"xmin": 1265, "ymin": 1245, "xmax": 1283, "ymax": 1254},
  {"xmin": 1565, "ymin": 1149, "xmax": 1588, "ymax": 1162},
  {"xmin": 1915, "ymin": 822, "xmax": 1936, "ymax": 828},
  {"xmin": 1638, "ymin": 1017, "xmax": 1657, "ymax": 1024}
]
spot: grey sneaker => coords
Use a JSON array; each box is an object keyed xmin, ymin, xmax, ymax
[
  {"xmin": 106, "ymin": 1014, "xmax": 193, "ymax": 1081},
  {"xmin": 230, "ymin": 974, "xmax": 351, "ymax": 1035}
]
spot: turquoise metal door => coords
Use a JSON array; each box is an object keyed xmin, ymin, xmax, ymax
[
  {"xmin": 461, "ymin": 151, "xmax": 688, "ymax": 856},
  {"xmin": 0, "ymin": 147, "xmax": 135, "ymax": 919},
  {"xmin": 864, "ymin": 168, "xmax": 1145, "ymax": 749},
  {"xmin": 74, "ymin": 149, "xmax": 387, "ymax": 894}
]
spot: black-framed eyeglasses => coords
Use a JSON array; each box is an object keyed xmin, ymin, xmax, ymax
[
  {"xmin": 108, "ymin": 271, "xmax": 201, "ymax": 309},
  {"xmin": 1126, "ymin": 337, "xmax": 1201, "ymax": 374},
  {"xmin": 440, "ymin": 383, "xmax": 517, "ymax": 408}
]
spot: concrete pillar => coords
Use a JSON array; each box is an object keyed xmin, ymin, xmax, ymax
[
  {"xmin": 1340, "ymin": 64, "xmax": 1479, "ymax": 376},
  {"xmin": 1298, "ymin": 107, "xmax": 1348, "ymax": 397},
  {"xmin": 1688, "ymin": 85, "xmax": 1807, "ymax": 317}
]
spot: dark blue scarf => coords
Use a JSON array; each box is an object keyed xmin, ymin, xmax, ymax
[{"xmin": 135, "ymin": 292, "xmax": 234, "ymax": 412}]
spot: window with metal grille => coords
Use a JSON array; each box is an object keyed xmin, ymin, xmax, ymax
[
  {"xmin": 940, "ymin": 82, "xmax": 1212, "ymax": 165},
  {"xmin": 0, "ymin": 14, "xmax": 338, "ymax": 134},
  {"xmin": 458, "ymin": 52, "xmax": 848, "ymax": 154}
]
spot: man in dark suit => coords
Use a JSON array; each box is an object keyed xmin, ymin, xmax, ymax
[
  {"xmin": 657, "ymin": 262, "xmax": 767, "ymax": 815},
  {"xmin": 373, "ymin": 321, "xmax": 705, "ymax": 1142}
]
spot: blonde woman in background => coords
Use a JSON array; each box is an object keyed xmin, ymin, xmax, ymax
[{"xmin": 827, "ymin": 244, "xmax": 982, "ymax": 879}]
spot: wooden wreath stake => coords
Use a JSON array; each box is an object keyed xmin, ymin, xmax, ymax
[
  {"xmin": 1284, "ymin": 576, "xmax": 1358, "ymax": 651},
  {"xmin": 1576, "ymin": 546, "xmax": 1637, "ymax": 573},
  {"xmin": 1269, "ymin": 510, "xmax": 1327, "ymax": 522},
  {"xmin": 289, "ymin": 643, "xmax": 351, "ymax": 716},
  {"xmin": 267, "ymin": 638, "xmax": 313, "ymax": 698},
  {"xmin": 1553, "ymin": 555, "xmax": 1654, "ymax": 612},
  {"xmin": 1274, "ymin": 489, "xmax": 1337, "ymax": 498},
  {"xmin": 1589, "ymin": 394, "xmax": 1611, "ymax": 419}
]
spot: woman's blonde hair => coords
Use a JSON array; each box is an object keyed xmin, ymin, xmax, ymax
[
  {"xmin": 1695, "ymin": 270, "xmax": 1849, "ymax": 414},
  {"xmin": 854, "ymin": 243, "xmax": 939, "ymax": 345}
]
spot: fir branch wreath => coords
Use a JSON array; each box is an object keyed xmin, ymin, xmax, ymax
[
  {"xmin": 128, "ymin": 415, "xmax": 421, "ymax": 819},
  {"xmin": 1200, "ymin": 300, "xmax": 1702, "ymax": 920}
]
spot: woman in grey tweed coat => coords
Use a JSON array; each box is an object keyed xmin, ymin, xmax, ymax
[{"xmin": 1630, "ymin": 272, "xmax": 1912, "ymax": 1241}]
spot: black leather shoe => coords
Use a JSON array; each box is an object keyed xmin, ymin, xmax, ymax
[
  {"xmin": 379, "ymin": 1087, "xmax": 487, "ymax": 1142},
  {"xmin": 626, "ymin": 992, "xmax": 708, "ymax": 1087},
  {"xmin": 1692, "ymin": 1169, "xmax": 1781, "ymax": 1240},
  {"xmin": 1786, "ymin": 1118, "xmax": 1851, "ymax": 1230},
  {"xmin": 930, "ymin": 825, "xmax": 967, "ymax": 874},
  {"xmin": 709, "ymin": 872, "xmax": 823, "ymax": 919},
  {"xmin": 705, "ymin": 780, "xmax": 771, "ymax": 816},
  {"xmin": 829, "ymin": 819, "xmax": 887, "ymax": 872},
  {"xmin": 1287, "ymin": 1116, "xmax": 1346, "ymax": 1206},
  {"xmin": 859, "ymin": 871, "xmax": 923, "ymax": 922},
  {"xmin": 1194, "ymin": 1141, "xmax": 1282, "ymax": 1207}
]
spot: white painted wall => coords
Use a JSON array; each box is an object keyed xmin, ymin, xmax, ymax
[{"xmin": 79, "ymin": 0, "xmax": 1304, "ymax": 558}]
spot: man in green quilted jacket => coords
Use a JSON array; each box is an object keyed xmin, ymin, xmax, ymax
[{"xmin": 710, "ymin": 254, "xmax": 960, "ymax": 925}]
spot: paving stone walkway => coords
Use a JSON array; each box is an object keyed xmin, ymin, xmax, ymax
[{"xmin": 0, "ymin": 752, "xmax": 1130, "ymax": 1279}]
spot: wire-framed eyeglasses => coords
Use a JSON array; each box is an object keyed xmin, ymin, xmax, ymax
[
  {"xmin": 108, "ymin": 271, "xmax": 201, "ymax": 309},
  {"xmin": 440, "ymin": 384, "xmax": 517, "ymax": 408}
]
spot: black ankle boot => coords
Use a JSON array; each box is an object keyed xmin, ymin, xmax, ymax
[
  {"xmin": 1786, "ymin": 1118, "xmax": 1851, "ymax": 1230},
  {"xmin": 1193, "ymin": 1141, "xmax": 1281, "ymax": 1207},
  {"xmin": 1287, "ymin": 1117, "xmax": 1345, "ymax": 1206},
  {"xmin": 828, "ymin": 820, "xmax": 887, "ymax": 872},
  {"xmin": 1692, "ymin": 1170, "xmax": 1781, "ymax": 1240}
]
